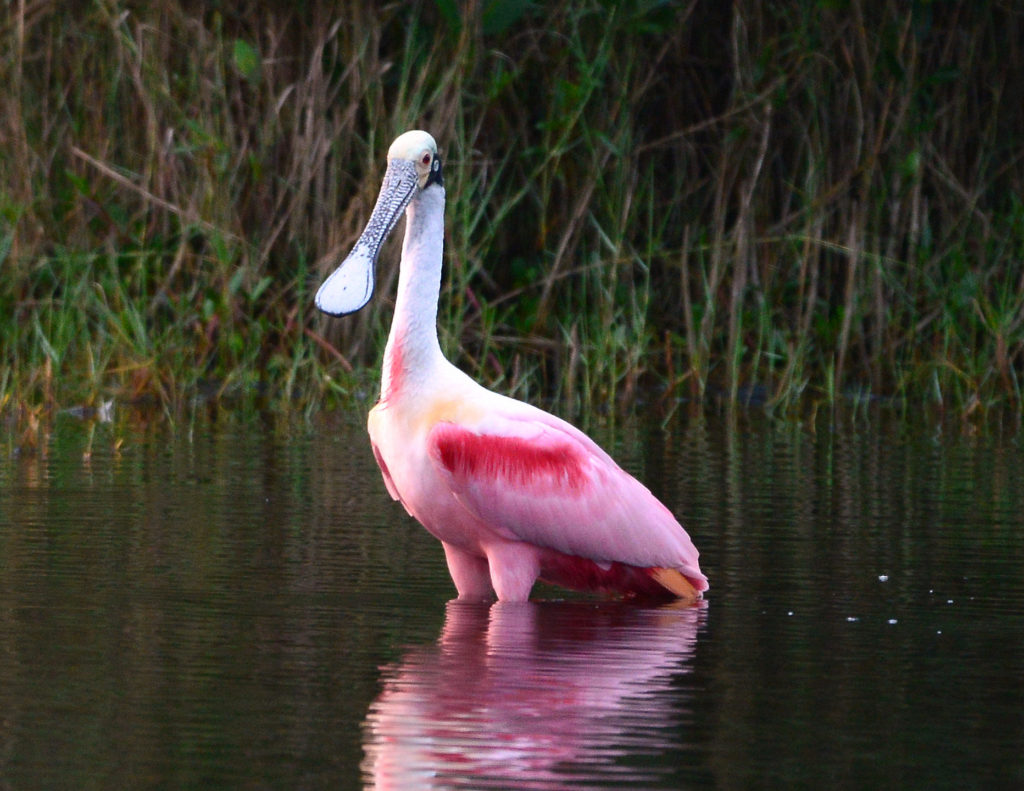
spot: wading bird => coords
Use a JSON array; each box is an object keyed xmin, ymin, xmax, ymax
[{"xmin": 315, "ymin": 130, "xmax": 707, "ymax": 603}]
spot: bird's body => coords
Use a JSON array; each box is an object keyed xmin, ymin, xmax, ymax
[{"xmin": 316, "ymin": 130, "xmax": 707, "ymax": 603}]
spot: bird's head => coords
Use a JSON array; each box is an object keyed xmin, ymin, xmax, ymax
[
  {"xmin": 315, "ymin": 130, "xmax": 443, "ymax": 316},
  {"xmin": 388, "ymin": 129, "xmax": 443, "ymax": 191}
]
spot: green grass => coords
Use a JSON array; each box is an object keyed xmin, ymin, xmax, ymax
[{"xmin": 2, "ymin": 0, "xmax": 1024, "ymax": 441}]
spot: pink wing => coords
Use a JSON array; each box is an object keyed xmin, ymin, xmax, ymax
[{"xmin": 426, "ymin": 411, "xmax": 707, "ymax": 591}]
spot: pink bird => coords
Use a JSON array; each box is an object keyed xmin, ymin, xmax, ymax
[{"xmin": 316, "ymin": 130, "xmax": 707, "ymax": 603}]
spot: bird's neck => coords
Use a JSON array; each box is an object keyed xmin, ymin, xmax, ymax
[{"xmin": 381, "ymin": 186, "xmax": 446, "ymax": 401}]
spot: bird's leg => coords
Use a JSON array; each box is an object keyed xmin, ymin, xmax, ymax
[
  {"xmin": 442, "ymin": 541, "xmax": 494, "ymax": 600},
  {"xmin": 485, "ymin": 542, "xmax": 540, "ymax": 603}
]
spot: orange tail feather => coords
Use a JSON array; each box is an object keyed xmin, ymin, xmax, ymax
[{"xmin": 648, "ymin": 567, "xmax": 702, "ymax": 602}]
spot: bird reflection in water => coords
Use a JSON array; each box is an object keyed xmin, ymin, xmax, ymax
[{"xmin": 363, "ymin": 599, "xmax": 704, "ymax": 788}]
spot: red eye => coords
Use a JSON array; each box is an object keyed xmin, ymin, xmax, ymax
[{"xmin": 422, "ymin": 153, "xmax": 431, "ymax": 165}]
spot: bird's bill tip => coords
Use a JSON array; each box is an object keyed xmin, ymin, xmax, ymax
[{"xmin": 314, "ymin": 247, "xmax": 375, "ymax": 316}]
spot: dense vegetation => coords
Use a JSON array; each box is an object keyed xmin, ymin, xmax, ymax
[{"xmin": 3, "ymin": 0, "xmax": 1023, "ymax": 431}]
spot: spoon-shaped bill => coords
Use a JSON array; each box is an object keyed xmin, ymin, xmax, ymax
[{"xmin": 315, "ymin": 158, "xmax": 420, "ymax": 316}]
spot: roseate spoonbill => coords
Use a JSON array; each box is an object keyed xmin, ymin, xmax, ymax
[{"xmin": 315, "ymin": 130, "xmax": 707, "ymax": 603}]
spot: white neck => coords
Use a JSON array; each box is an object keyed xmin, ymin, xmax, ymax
[{"xmin": 380, "ymin": 185, "xmax": 447, "ymax": 401}]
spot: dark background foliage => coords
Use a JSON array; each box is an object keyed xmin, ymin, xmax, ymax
[{"xmin": 3, "ymin": 0, "xmax": 1023, "ymax": 418}]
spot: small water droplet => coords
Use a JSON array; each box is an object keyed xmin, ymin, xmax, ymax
[
  {"xmin": 887, "ymin": 618, "xmax": 898, "ymax": 625},
  {"xmin": 787, "ymin": 611, "xmax": 794, "ymax": 616},
  {"xmin": 878, "ymin": 574, "xmax": 889, "ymax": 582}
]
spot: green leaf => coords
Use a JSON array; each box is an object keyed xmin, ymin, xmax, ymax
[{"xmin": 232, "ymin": 38, "xmax": 261, "ymax": 83}]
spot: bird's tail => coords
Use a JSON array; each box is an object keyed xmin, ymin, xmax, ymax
[{"xmin": 649, "ymin": 567, "xmax": 703, "ymax": 602}]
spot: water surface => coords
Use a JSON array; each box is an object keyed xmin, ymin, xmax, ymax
[{"xmin": 1, "ymin": 409, "xmax": 1022, "ymax": 788}]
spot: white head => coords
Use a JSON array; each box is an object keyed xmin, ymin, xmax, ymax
[
  {"xmin": 315, "ymin": 130, "xmax": 443, "ymax": 316},
  {"xmin": 388, "ymin": 130, "xmax": 442, "ymax": 189}
]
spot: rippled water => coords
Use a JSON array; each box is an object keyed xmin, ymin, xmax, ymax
[{"xmin": 1, "ymin": 409, "xmax": 1022, "ymax": 788}]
